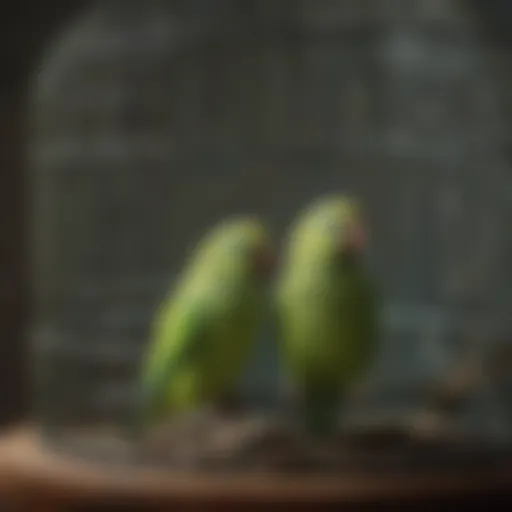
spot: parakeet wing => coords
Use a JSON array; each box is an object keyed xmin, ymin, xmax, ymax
[{"xmin": 136, "ymin": 303, "xmax": 209, "ymax": 424}]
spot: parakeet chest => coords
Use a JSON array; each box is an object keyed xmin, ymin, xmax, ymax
[
  {"xmin": 283, "ymin": 271, "xmax": 350, "ymax": 321},
  {"xmin": 166, "ymin": 287, "xmax": 261, "ymax": 407},
  {"xmin": 280, "ymin": 268, "xmax": 372, "ymax": 368},
  {"xmin": 214, "ymin": 297, "xmax": 258, "ymax": 350},
  {"xmin": 196, "ymin": 287, "xmax": 260, "ymax": 381}
]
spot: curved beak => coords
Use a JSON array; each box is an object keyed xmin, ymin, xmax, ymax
[
  {"xmin": 345, "ymin": 220, "xmax": 368, "ymax": 254},
  {"xmin": 255, "ymin": 246, "xmax": 276, "ymax": 277}
]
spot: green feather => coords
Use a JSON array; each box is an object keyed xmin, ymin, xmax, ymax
[
  {"xmin": 133, "ymin": 217, "xmax": 272, "ymax": 435},
  {"xmin": 277, "ymin": 195, "xmax": 379, "ymax": 440}
]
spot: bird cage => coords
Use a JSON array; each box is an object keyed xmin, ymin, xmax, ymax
[{"xmin": 30, "ymin": 0, "xmax": 512, "ymax": 470}]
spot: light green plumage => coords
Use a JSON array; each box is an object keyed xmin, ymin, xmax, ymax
[
  {"xmin": 277, "ymin": 195, "xmax": 379, "ymax": 438},
  {"xmin": 135, "ymin": 217, "xmax": 272, "ymax": 429}
]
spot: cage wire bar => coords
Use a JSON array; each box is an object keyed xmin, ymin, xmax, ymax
[{"xmin": 30, "ymin": 0, "xmax": 512, "ymax": 446}]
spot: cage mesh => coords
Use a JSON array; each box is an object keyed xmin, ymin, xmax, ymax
[{"xmin": 30, "ymin": 0, "xmax": 512, "ymax": 455}]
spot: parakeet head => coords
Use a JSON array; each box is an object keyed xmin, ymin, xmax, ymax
[
  {"xmin": 193, "ymin": 216, "xmax": 275, "ymax": 279},
  {"xmin": 288, "ymin": 194, "xmax": 369, "ymax": 266}
]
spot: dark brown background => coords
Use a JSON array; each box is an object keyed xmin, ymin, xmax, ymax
[
  {"xmin": 0, "ymin": 0, "xmax": 510, "ymax": 428},
  {"xmin": 0, "ymin": 1, "xmax": 88, "ymax": 427}
]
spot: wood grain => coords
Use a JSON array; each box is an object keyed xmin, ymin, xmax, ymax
[{"xmin": 0, "ymin": 426, "xmax": 511, "ymax": 510}]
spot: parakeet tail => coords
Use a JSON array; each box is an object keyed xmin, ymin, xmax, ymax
[{"xmin": 301, "ymin": 389, "xmax": 340, "ymax": 439}]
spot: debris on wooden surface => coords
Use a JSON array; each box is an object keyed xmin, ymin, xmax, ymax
[{"xmin": 46, "ymin": 407, "xmax": 511, "ymax": 473}]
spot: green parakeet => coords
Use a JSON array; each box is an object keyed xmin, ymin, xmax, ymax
[
  {"xmin": 134, "ymin": 216, "xmax": 274, "ymax": 432},
  {"xmin": 276, "ymin": 195, "xmax": 379, "ymax": 439}
]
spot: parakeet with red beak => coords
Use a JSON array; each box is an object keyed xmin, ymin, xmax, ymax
[
  {"xmin": 277, "ymin": 195, "xmax": 379, "ymax": 439},
  {"xmin": 134, "ymin": 216, "xmax": 275, "ymax": 432}
]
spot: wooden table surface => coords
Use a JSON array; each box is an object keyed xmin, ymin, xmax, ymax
[{"xmin": 0, "ymin": 426, "xmax": 512, "ymax": 510}]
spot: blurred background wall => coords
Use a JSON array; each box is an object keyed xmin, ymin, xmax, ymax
[
  {"xmin": 0, "ymin": 0, "xmax": 510, "ymax": 427},
  {"xmin": 0, "ymin": 0, "xmax": 88, "ymax": 426}
]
